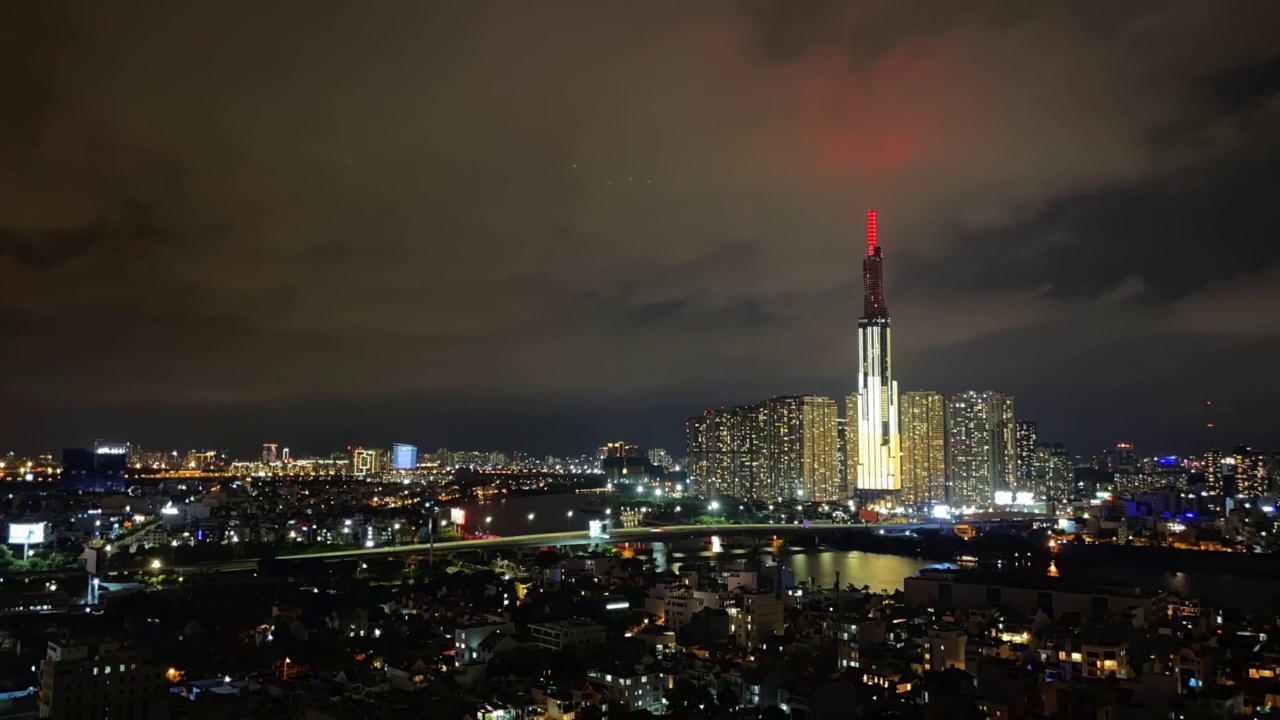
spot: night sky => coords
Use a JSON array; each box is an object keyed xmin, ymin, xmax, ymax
[{"xmin": 2, "ymin": 2, "xmax": 1279, "ymax": 457}]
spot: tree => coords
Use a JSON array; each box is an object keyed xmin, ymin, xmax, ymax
[
  {"xmin": 762, "ymin": 706, "xmax": 789, "ymax": 720},
  {"xmin": 717, "ymin": 685, "xmax": 738, "ymax": 710},
  {"xmin": 666, "ymin": 679, "xmax": 717, "ymax": 714}
]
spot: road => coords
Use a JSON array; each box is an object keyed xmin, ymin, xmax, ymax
[{"xmin": 275, "ymin": 522, "xmax": 950, "ymax": 562}]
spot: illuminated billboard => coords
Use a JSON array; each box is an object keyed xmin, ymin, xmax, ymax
[
  {"xmin": 392, "ymin": 444, "xmax": 417, "ymax": 470},
  {"xmin": 449, "ymin": 508, "xmax": 466, "ymax": 526},
  {"xmin": 7, "ymin": 523, "xmax": 45, "ymax": 545},
  {"xmin": 995, "ymin": 491, "xmax": 1037, "ymax": 506}
]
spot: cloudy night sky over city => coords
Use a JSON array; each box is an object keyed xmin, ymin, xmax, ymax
[{"xmin": 1, "ymin": 1, "xmax": 1278, "ymax": 456}]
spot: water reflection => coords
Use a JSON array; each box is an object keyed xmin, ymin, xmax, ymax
[
  {"xmin": 662, "ymin": 547, "xmax": 948, "ymax": 593},
  {"xmin": 462, "ymin": 494, "xmax": 1280, "ymax": 611}
]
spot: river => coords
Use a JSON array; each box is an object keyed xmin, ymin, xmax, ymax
[{"xmin": 464, "ymin": 493, "xmax": 1280, "ymax": 610}]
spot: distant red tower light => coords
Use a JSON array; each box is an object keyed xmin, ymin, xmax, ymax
[{"xmin": 866, "ymin": 209, "xmax": 877, "ymax": 256}]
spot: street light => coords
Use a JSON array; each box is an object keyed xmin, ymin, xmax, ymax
[
  {"xmin": 527, "ymin": 513, "xmax": 535, "ymax": 532},
  {"xmin": 150, "ymin": 559, "xmax": 161, "ymax": 571},
  {"xmin": 566, "ymin": 510, "xmax": 574, "ymax": 530}
]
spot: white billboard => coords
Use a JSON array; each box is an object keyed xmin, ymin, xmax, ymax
[
  {"xmin": 589, "ymin": 520, "xmax": 604, "ymax": 538},
  {"xmin": 449, "ymin": 508, "xmax": 466, "ymax": 526},
  {"xmin": 995, "ymin": 491, "xmax": 1037, "ymax": 506},
  {"xmin": 8, "ymin": 523, "xmax": 45, "ymax": 545}
]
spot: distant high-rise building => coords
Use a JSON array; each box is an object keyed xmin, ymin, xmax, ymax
[
  {"xmin": 1115, "ymin": 443, "xmax": 1136, "ymax": 473},
  {"xmin": 1203, "ymin": 449, "xmax": 1224, "ymax": 496},
  {"xmin": 647, "ymin": 448, "xmax": 674, "ymax": 470},
  {"xmin": 687, "ymin": 395, "xmax": 841, "ymax": 501},
  {"xmin": 185, "ymin": 450, "xmax": 217, "ymax": 470},
  {"xmin": 600, "ymin": 442, "xmax": 645, "ymax": 460},
  {"xmin": 62, "ymin": 443, "xmax": 130, "ymax": 491},
  {"xmin": 282, "ymin": 447, "xmax": 290, "ymax": 463},
  {"xmin": 350, "ymin": 447, "xmax": 386, "ymax": 477},
  {"xmin": 837, "ymin": 417, "xmax": 849, "ymax": 496},
  {"xmin": 392, "ymin": 443, "xmax": 418, "ymax": 470},
  {"xmin": 766, "ymin": 395, "xmax": 842, "ymax": 501},
  {"xmin": 1015, "ymin": 421, "xmax": 1037, "ymax": 485},
  {"xmin": 1032, "ymin": 442, "xmax": 1074, "ymax": 503},
  {"xmin": 687, "ymin": 406, "xmax": 764, "ymax": 499},
  {"xmin": 900, "ymin": 391, "xmax": 947, "ymax": 505},
  {"xmin": 1231, "ymin": 445, "xmax": 1268, "ymax": 497},
  {"xmin": 945, "ymin": 391, "xmax": 1015, "ymax": 507},
  {"xmin": 850, "ymin": 210, "xmax": 900, "ymax": 496},
  {"xmin": 262, "ymin": 443, "xmax": 278, "ymax": 464}
]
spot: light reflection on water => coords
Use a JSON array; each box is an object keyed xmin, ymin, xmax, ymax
[
  {"xmin": 660, "ymin": 547, "xmax": 1280, "ymax": 610},
  {"xmin": 662, "ymin": 545, "xmax": 948, "ymax": 592},
  {"xmin": 463, "ymin": 494, "xmax": 1280, "ymax": 610}
]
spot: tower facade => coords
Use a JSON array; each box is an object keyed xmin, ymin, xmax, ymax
[
  {"xmin": 686, "ymin": 396, "xmax": 840, "ymax": 500},
  {"xmin": 900, "ymin": 391, "xmax": 947, "ymax": 505},
  {"xmin": 851, "ymin": 210, "xmax": 901, "ymax": 495},
  {"xmin": 946, "ymin": 391, "xmax": 1016, "ymax": 507},
  {"xmin": 1015, "ymin": 421, "xmax": 1037, "ymax": 486},
  {"xmin": 686, "ymin": 406, "xmax": 764, "ymax": 499}
]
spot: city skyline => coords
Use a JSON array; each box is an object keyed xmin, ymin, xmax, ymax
[
  {"xmin": 5, "ymin": 5, "xmax": 1280, "ymax": 718},
  {"xmin": 2, "ymin": 3, "xmax": 1279, "ymax": 456}
]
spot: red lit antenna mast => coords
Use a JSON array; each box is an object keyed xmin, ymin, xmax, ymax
[
  {"xmin": 866, "ymin": 209, "xmax": 877, "ymax": 256},
  {"xmin": 1203, "ymin": 399, "xmax": 1217, "ymax": 455}
]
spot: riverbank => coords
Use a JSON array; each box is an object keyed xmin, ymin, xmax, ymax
[{"xmin": 1054, "ymin": 543, "xmax": 1280, "ymax": 579}]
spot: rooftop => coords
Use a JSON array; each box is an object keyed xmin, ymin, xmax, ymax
[{"xmin": 529, "ymin": 618, "xmax": 601, "ymax": 630}]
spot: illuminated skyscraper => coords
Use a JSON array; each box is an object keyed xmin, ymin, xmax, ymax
[
  {"xmin": 1231, "ymin": 445, "xmax": 1268, "ymax": 497},
  {"xmin": 1015, "ymin": 421, "xmax": 1037, "ymax": 486},
  {"xmin": 945, "ymin": 391, "xmax": 1016, "ymax": 507},
  {"xmin": 837, "ymin": 417, "xmax": 849, "ymax": 496},
  {"xmin": 1032, "ymin": 442, "xmax": 1074, "ymax": 503},
  {"xmin": 1203, "ymin": 449, "xmax": 1223, "ymax": 496},
  {"xmin": 262, "ymin": 443, "xmax": 278, "ymax": 464},
  {"xmin": 687, "ymin": 405, "xmax": 764, "ymax": 499},
  {"xmin": 600, "ymin": 442, "xmax": 645, "ymax": 459},
  {"xmin": 1115, "ymin": 442, "xmax": 1136, "ymax": 473},
  {"xmin": 350, "ymin": 447, "xmax": 386, "ymax": 477},
  {"xmin": 850, "ymin": 210, "xmax": 900, "ymax": 495},
  {"xmin": 761, "ymin": 395, "xmax": 842, "ymax": 501},
  {"xmin": 900, "ymin": 391, "xmax": 946, "ymax": 505},
  {"xmin": 687, "ymin": 396, "xmax": 840, "ymax": 501}
]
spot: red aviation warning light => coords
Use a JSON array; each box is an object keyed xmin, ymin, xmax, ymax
[{"xmin": 867, "ymin": 209, "xmax": 877, "ymax": 256}]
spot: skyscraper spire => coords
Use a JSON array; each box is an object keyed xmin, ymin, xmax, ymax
[
  {"xmin": 851, "ymin": 210, "xmax": 899, "ymax": 498},
  {"xmin": 867, "ymin": 209, "xmax": 877, "ymax": 256},
  {"xmin": 862, "ymin": 209, "xmax": 887, "ymax": 317}
]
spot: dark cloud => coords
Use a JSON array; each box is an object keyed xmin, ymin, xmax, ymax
[{"xmin": 0, "ymin": 0, "xmax": 1277, "ymax": 455}]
